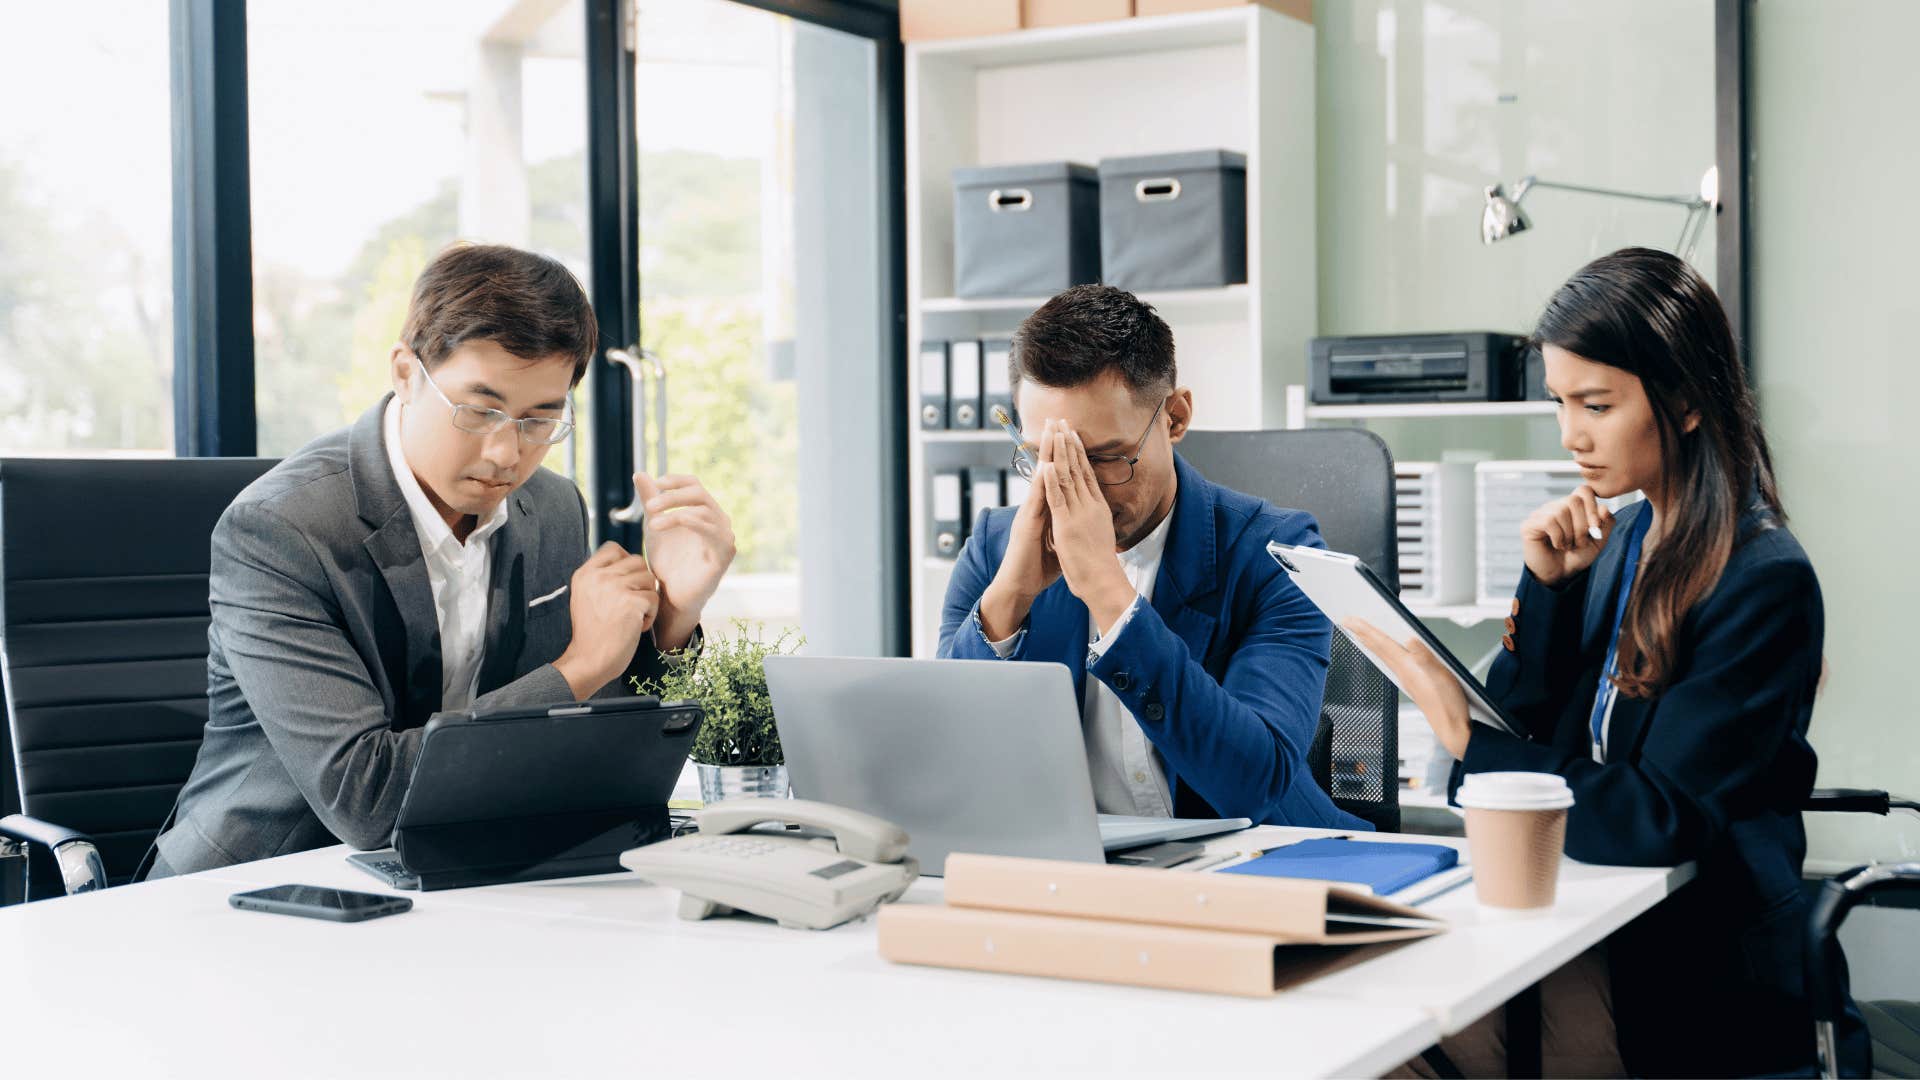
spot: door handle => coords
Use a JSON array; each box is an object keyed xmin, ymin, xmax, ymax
[{"xmin": 607, "ymin": 346, "xmax": 669, "ymax": 524}]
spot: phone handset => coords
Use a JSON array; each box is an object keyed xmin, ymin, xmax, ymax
[{"xmin": 697, "ymin": 798, "xmax": 910, "ymax": 865}]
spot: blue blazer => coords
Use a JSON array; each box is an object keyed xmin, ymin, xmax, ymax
[
  {"xmin": 1458, "ymin": 499, "xmax": 1852, "ymax": 1076},
  {"xmin": 938, "ymin": 453, "xmax": 1370, "ymax": 832}
]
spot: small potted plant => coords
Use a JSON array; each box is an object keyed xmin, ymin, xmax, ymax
[{"xmin": 636, "ymin": 621, "xmax": 801, "ymax": 804}]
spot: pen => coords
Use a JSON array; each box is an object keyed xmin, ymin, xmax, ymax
[{"xmin": 989, "ymin": 404, "xmax": 1034, "ymax": 474}]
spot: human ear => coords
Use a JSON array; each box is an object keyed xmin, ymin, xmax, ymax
[
  {"xmin": 390, "ymin": 344, "xmax": 415, "ymax": 402},
  {"xmin": 1165, "ymin": 388, "xmax": 1194, "ymax": 444}
]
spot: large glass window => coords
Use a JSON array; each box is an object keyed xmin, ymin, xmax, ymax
[
  {"xmin": 0, "ymin": 3, "xmax": 174, "ymax": 455},
  {"xmin": 247, "ymin": 0, "xmax": 589, "ymax": 459},
  {"xmin": 636, "ymin": 1, "xmax": 888, "ymax": 653}
]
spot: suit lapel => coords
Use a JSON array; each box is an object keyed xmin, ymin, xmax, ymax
[
  {"xmin": 352, "ymin": 395, "xmax": 442, "ymax": 728},
  {"xmin": 363, "ymin": 509, "xmax": 442, "ymax": 728},
  {"xmin": 1152, "ymin": 454, "xmax": 1219, "ymax": 659},
  {"xmin": 477, "ymin": 491, "xmax": 538, "ymax": 694}
]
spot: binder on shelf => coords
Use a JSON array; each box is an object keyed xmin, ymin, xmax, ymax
[
  {"xmin": 932, "ymin": 470, "xmax": 966, "ymax": 558},
  {"xmin": 878, "ymin": 854, "xmax": 1445, "ymax": 997},
  {"xmin": 982, "ymin": 337, "xmax": 1014, "ymax": 424},
  {"xmin": 967, "ymin": 467, "xmax": 1005, "ymax": 535},
  {"xmin": 919, "ymin": 340, "xmax": 949, "ymax": 430},
  {"xmin": 949, "ymin": 339, "xmax": 983, "ymax": 429},
  {"xmin": 1004, "ymin": 469, "xmax": 1032, "ymax": 508}
]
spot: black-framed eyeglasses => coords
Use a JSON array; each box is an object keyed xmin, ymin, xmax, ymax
[
  {"xmin": 1010, "ymin": 398, "xmax": 1166, "ymax": 487},
  {"xmin": 415, "ymin": 362, "xmax": 575, "ymax": 446}
]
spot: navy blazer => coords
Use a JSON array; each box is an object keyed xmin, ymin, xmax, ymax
[
  {"xmin": 1459, "ymin": 499, "xmax": 1839, "ymax": 1076},
  {"xmin": 938, "ymin": 453, "xmax": 1369, "ymax": 832}
]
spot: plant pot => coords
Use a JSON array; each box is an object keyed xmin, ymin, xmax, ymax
[{"xmin": 696, "ymin": 763, "xmax": 790, "ymax": 804}]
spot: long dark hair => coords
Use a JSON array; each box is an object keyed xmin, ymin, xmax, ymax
[{"xmin": 1532, "ymin": 247, "xmax": 1783, "ymax": 698}]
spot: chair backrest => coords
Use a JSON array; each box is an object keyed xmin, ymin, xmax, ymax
[
  {"xmin": 0, "ymin": 457, "xmax": 277, "ymax": 898},
  {"xmin": 1177, "ymin": 429, "xmax": 1401, "ymax": 831}
]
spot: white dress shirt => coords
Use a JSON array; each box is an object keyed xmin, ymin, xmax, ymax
[
  {"xmin": 988, "ymin": 506, "xmax": 1176, "ymax": 817},
  {"xmin": 383, "ymin": 398, "xmax": 509, "ymax": 711}
]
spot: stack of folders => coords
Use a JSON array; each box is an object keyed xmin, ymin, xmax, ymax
[
  {"xmin": 930, "ymin": 465, "xmax": 1034, "ymax": 560},
  {"xmin": 878, "ymin": 854, "xmax": 1446, "ymax": 997},
  {"xmin": 920, "ymin": 337, "xmax": 1014, "ymax": 431}
]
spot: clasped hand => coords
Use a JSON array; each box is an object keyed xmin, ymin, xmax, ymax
[{"xmin": 980, "ymin": 418, "xmax": 1134, "ymax": 639}]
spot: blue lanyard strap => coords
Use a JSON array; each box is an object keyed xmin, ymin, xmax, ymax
[{"xmin": 1589, "ymin": 511, "xmax": 1650, "ymax": 756}]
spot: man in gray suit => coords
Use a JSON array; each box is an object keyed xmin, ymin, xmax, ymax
[{"xmin": 148, "ymin": 244, "xmax": 736, "ymax": 876}]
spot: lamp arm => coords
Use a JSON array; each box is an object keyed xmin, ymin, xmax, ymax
[{"xmin": 1523, "ymin": 177, "xmax": 1707, "ymax": 209}]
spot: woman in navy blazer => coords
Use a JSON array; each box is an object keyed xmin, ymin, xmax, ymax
[{"xmin": 1356, "ymin": 248, "xmax": 1859, "ymax": 1077}]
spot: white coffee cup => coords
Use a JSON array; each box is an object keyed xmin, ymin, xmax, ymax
[{"xmin": 1456, "ymin": 772, "xmax": 1575, "ymax": 909}]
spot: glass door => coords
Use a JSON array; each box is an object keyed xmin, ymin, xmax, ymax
[{"xmin": 587, "ymin": 0, "xmax": 896, "ymax": 653}]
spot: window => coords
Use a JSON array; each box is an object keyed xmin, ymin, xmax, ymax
[
  {"xmin": 246, "ymin": 0, "xmax": 589, "ymax": 458},
  {"xmin": 0, "ymin": 3, "xmax": 174, "ymax": 455}
]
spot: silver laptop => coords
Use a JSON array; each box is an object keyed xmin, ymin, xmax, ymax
[{"xmin": 764, "ymin": 656, "xmax": 1250, "ymax": 876}]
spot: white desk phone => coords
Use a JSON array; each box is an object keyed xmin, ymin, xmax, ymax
[{"xmin": 619, "ymin": 799, "xmax": 920, "ymax": 930}]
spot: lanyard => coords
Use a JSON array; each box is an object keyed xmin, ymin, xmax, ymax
[{"xmin": 1589, "ymin": 512, "xmax": 1650, "ymax": 761}]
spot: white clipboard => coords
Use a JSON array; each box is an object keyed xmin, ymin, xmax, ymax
[{"xmin": 1269, "ymin": 541, "xmax": 1524, "ymax": 737}]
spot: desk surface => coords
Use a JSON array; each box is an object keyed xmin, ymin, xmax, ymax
[{"xmin": 1, "ymin": 826, "xmax": 1691, "ymax": 1078}]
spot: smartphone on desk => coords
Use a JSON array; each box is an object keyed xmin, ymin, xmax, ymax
[{"xmin": 229, "ymin": 884, "xmax": 413, "ymax": 923}]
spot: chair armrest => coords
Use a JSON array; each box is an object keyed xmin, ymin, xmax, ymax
[
  {"xmin": 0, "ymin": 813, "xmax": 91, "ymax": 850},
  {"xmin": 1804, "ymin": 788, "xmax": 1891, "ymax": 814},
  {"xmin": 1808, "ymin": 862, "xmax": 1920, "ymax": 1020},
  {"xmin": 0, "ymin": 814, "xmax": 109, "ymax": 896}
]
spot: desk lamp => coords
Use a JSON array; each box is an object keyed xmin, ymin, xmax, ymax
[{"xmin": 1481, "ymin": 166, "xmax": 1719, "ymax": 262}]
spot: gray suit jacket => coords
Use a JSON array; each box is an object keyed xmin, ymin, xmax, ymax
[{"xmin": 151, "ymin": 397, "xmax": 677, "ymax": 876}]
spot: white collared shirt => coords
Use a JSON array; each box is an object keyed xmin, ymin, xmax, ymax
[
  {"xmin": 383, "ymin": 398, "xmax": 509, "ymax": 711},
  {"xmin": 987, "ymin": 504, "xmax": 1176, "ymax": 817}
]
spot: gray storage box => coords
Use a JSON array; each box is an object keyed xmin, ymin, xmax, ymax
[
  {"xmin": 1098, "ymin": 150, "xmax": 1248, "ymax": 291},
  {"xmin": 952, "ymin": 161, "xmax": 1100, "ymax": 299}
]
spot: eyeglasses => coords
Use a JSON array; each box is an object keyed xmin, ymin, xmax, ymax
[
  {"xmin": 415, "ymin": 362, "xmax": 575, "ymax": 446},
  {"xmin": 1010, "ymin": 399, "xmax": 1166, "ymax": 487}
]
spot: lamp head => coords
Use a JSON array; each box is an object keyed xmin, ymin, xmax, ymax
[{"xmin": 1481, "ymin": 183, "xmax": 1532, "ymax": 245}]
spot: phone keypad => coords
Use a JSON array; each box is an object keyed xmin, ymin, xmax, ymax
[{"xmin": 687, "ymin": 837, "xmax": 778, "ymax": 858}]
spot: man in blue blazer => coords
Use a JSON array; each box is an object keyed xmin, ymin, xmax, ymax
[{"xmin": 937, "ymin": 285, "xmax": 1367, "ymax": 831}]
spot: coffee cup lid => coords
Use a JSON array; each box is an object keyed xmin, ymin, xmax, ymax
[{"xmin": 1456, "ymin": 771, "xmax": 1575, "ymax": 811}]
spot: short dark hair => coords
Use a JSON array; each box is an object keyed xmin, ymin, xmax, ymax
[
  {"xmin": 400, "ymin": 242, "xmax": 598, "ymax": 386},
  {"xmin": 1009, "ymin": 284, "xmax": 1175, "ymax": 405}
]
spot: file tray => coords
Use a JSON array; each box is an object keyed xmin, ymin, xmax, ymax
[
  {"xmin": 389, "ymin": 696, "xmax": 701, "ymax": 891},
  {"xmin": 878, "ymin": 853, "xmax": 1445, "ymax": 997}
]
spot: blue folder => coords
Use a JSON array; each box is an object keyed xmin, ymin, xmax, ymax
[{"xmin": 1218, "ymin": 838, "xmax": 1459, "ymax": 895}]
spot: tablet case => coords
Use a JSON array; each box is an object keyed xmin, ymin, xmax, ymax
[
  {"xmin": 878, "ymin": 853, "xmax": 1445, "ymax": 996},
  {"xmin": 388, "ymin": 697, "xmax": 700, "ymax": 890}
]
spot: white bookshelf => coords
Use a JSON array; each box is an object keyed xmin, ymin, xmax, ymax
[
  {"xmin": 906, "ymin": 6, "xmax": 1317, "ymax": 657},
  {"xmin": 1279, "ymin": 382, "xmax": 1560, "ymax": 629}
]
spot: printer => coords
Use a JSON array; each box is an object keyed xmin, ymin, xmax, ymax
[{"xmin": 1309, "ymin": 332, "xmax": 1538, "ymax": 404}]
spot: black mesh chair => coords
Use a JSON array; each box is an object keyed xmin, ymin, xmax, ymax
[
  {"xmin": 1177, "ymin": 429, "xmax": 1400, "ymax": 832},
  {"xmin": 0, "ymin": 457, "xmax": 276, "ymax": 903},
  {"xmin": 1805, "ymin": 787, "xmax": 1920, "ymax": 1078}
]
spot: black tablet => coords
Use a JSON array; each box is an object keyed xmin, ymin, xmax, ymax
[{"xmin": 375, "ymin": 695, "xmax": 704, "ymax": 889}]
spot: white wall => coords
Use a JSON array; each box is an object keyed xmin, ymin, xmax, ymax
[
  {"xmin": 1314, "ymin": 0, "xmax": 1717, "ymax": 652},
  {"xmin": 1751, "ymin": 0, "xmax": 1920, "ymax": 868}
]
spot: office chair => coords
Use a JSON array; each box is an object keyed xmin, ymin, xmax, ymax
[
  {"xmin": 1177, "ymin": 429, "xmax": 1401, "ymax": 831},
  {"xmin": 0, "ymin": 456, "xmax": 277, "ymax": 903},
  {"xmin": 1805, "ymin": 787, "xmax": 1920, "ymax": 1079}
]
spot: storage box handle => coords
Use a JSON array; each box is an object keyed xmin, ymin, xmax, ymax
[
  {"xmin": 1135, "ymin": 178, "xmax": 1182, "ymax": 203},
  {"xmin": 988, "ymin": 188, "xmax": 1032, "ymax": 213}
]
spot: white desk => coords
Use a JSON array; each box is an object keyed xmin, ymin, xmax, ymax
[
  {"xmin": 1214, "ymin": 827, "xmax": 1696, "ymax": 1034},
  {"xmin": 0, "ymin": 828, "xmax": 1691, "ymax": 1078}
]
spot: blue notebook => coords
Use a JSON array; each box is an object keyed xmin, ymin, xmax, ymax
[{"xmin": 1218, "ymin": 838, "xmax": 1459, "ymax": 895}]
